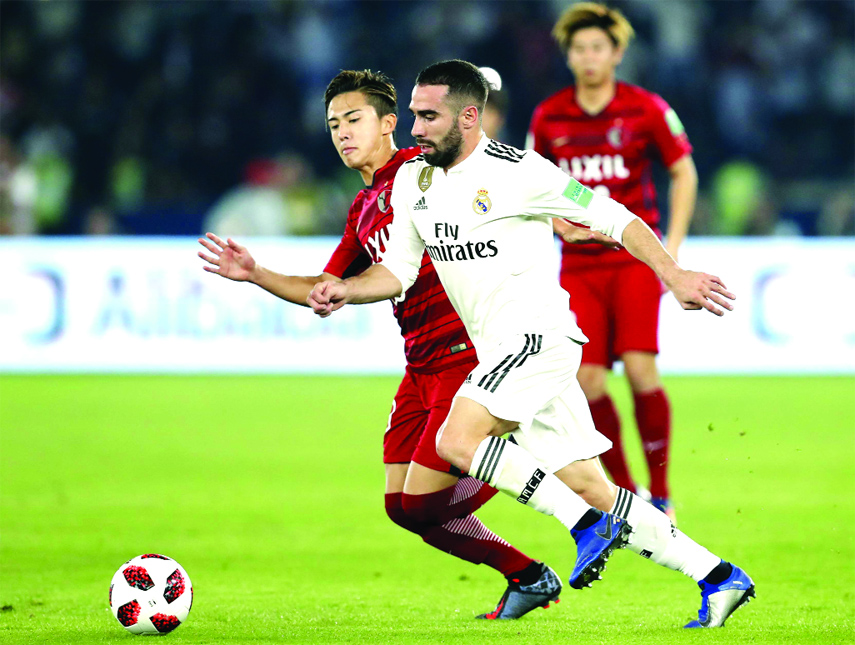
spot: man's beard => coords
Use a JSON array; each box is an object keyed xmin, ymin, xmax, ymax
[{"xmin": 421, "ymin": 123, "xmax": 464, "ymax": 168}]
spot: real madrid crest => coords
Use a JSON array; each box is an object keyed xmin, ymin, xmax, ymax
[
  {"xmin": 418, "ymin": 166, "xmax": 434, "ymax": 192},
  {"xmin": 472, "ymin": 188, "xmax": 491, "ymax": 215}
]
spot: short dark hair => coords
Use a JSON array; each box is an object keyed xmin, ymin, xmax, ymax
[
  {"xmin": 415, "ymin": 60, "xmax": 489, "ymax": 116},
  {"xmin": 324, "ymin": 70, "xmax": 398, "ymax": 118}
]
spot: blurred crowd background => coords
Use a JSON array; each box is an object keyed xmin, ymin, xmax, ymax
[{"xmin": 1, "ymin": 0, "xmax": 853, "ymax": 238}]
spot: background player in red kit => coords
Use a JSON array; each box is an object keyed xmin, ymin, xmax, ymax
[
  {"xmin": 198, "ymin": 70, "xmax": 562, "ymax": 619},
  {"xmin": 528, "ymin": 3, "xmax": 699, "ymax": 522}
]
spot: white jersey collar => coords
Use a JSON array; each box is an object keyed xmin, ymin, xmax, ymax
[{"xmin": 446, "ymin": 133, "xmax": 489, "ymax": 174}]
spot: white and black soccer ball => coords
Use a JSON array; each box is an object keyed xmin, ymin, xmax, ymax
[{"xmin": 109, "ymin": 554, "xmax": 193, "ymax": 635}]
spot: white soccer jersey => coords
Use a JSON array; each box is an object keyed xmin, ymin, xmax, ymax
[{"xmin": 383, "ymin": 135, "xmax": 637, "ymax": 353}]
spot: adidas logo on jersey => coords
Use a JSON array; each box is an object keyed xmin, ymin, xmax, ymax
[{"xmin": 413, "ymin": 196, "xmax": 428, "ymax": 211}]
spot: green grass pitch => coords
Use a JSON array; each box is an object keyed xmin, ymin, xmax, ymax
[{"xmin": 1, "ymin": 374, "xmax": 853, "ymax": 644}]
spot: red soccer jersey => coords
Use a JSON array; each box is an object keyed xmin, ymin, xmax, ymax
[
  {"xmin": 324, "ymin": 147, "xmax": 476, "ymax": 374},
  {"xmin": 528, "ymin": 81, "xmax": 692, "ymax": 261}
]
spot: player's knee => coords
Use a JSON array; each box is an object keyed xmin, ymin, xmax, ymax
[
  {"xmin": 626, "ymin": 372, "xmax": 660, "ymax": 394},
  {"xmin": 401, "ymin": 492, "xmax": 443, "ymax": 525},
  {"xmin": 385, "ymin": 493, "xmax": 427, "ymax": 535},
  {"xmin": 434, "ymin": 422, "xmax": 455, "ymax": 462},
  {"xmin": 434, "ymin": 432, "xmax": 456, "ymax": 466},
  {"xmin": 623, "ymin": 355, "xmax": 661, "ymax": 393},
  {"xmin": 578, "ymin": 368, "xmax": 607, "ymax": 400},
  {"xmin": 384, "ymin": 503, "xmax": 408, "ymax": 527},
  {"xmin": 435, "ymin": 428, "xmax": 468, "ymax": 471}
]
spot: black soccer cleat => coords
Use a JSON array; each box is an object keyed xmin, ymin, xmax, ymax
[{"xmin": 476, "ymin": 563, "xmax": 562, "ymax": 620}]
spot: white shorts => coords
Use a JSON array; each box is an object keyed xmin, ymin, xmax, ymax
[{"xmin": 456, "ymin": 333, "xmax": 611, "ymax": 472}]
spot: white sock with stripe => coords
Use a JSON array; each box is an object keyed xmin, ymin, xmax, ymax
[
  {"xmin": 469, "ymin": 435, "xmax": 590, "ymax": 531},
  {"xmin": 610, "ymin": 487, "xmax": 720, "ymax": 582}
]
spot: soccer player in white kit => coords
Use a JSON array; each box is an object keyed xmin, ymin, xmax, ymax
[{"xmin": 309, "ymin": 60, "xmax": 755, "ymax": 628}]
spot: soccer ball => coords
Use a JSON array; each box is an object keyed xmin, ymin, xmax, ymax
[{"xmin": 109, "ymin": 554, "xmax": 193, "ymax": 635}]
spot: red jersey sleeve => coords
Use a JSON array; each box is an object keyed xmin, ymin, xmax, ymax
[
  {"xmin": 647, "ymin": 93, "xmax": 692, "ymax": 168},
  {"xmin": 323, "ymin": 202, "xmax": 372, "ymax": 279},
  {"xmin": 526, "ymin": 104, "xmax": 553, "ymax": 160}
]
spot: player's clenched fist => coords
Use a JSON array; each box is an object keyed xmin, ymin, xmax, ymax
[{"xmin": 308, "ymin": 281, "xmax": 348, "ymax": 317}]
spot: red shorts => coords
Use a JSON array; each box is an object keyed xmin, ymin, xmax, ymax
[
  {"xmin": 560, "ymin": 255, "xmax": 662, "ymax": 368},
  {"xmin": 383, "ymin": 360, "xmax": 475, "ymax": 474}
]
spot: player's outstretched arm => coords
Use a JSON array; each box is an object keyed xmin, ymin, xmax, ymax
[
  {"xmin": 308, "ymin": 263, "xmax": 403, "ymax": 318},
  {"xmin": 553, "ymin": 219, "xmax": 622, "ymax": 248},
  {"xmin": 620, "ymin": 219, "xmax": 735, "ymax": 316},
  {"xmin": 198, "ymin": 232, "xmax": 339, "ymax": 307}
]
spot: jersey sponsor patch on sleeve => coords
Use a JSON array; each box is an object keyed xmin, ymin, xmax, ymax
[
  {"xmin": 664, "ymin": 108, "xmax": 685, "ymax": 136},
  {"xmin": 563, "ymin": 178, "xmax": 594, "ymax": 208}
]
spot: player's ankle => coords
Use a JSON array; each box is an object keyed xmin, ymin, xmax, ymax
[
  {"xmin": 702, "ymin": 560, "xmax": 732, "ymax": 585},
  {"xmin": 506, "ymin": 560, "xmax": 542, "ymax": 585},
  {"xmin": 572, "ymin": 508, "xmax": 603, "ymax": 531}
]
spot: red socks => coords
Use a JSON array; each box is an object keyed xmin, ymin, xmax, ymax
[
  {"xmin": 588, "ymin": 389, "xmax": 673, "ymax": 500},
  {"xmin": 633, "ymin": 388, "xmax": 671, "ymax": 499},
  {"xmin": 401, "ymin": 478, "xmax": 498, "ymax": 525},
  {"xmin": 385, "ymin": 492, "xmax": 428, "ymax": 536},
  {"xmin": 588, "ymin": 394, "xmax": 636, "ymax": 491},
  {"xmin": 423, "ymin": 515, "xmax": 533, "ymax": 575},
  {"xmin": 386, "ymin": 487, "xmax": 533, "ymax": 577}
]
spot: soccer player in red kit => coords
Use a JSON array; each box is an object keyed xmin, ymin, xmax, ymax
[
  {"xmin": 527, "ymin": 3, "xmax": 699, "ymax": 522},
  {"xmin": 199, "ymin": 70, "xmax": 562, "ymax": 619}
]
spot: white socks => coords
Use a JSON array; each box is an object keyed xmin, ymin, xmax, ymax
[
  {"xmin": 469, "ymin": 436, "xmax": 591, "ymax": 531},
  {"xmin": 467, "ymin": 437, "xmax": 721, "ymax": 583},
  {"xmin": 610, "ymin": 487, "xmax": 720, "ymax": 582}
]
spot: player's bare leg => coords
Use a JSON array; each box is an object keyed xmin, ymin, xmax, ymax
[
  {"xmin": 621, "ymin": 352, "xmax": 661, "ymax": 393},
  {"xmin": 436, "ymin": 396, "xmax": 631, "ymax": 590},
  {"xmin": 553, "ymin": 456, "xmax": 754, "ymax": 626},
  {"xmin": 385, "ymin": 463, "xmax": 409, "ymax": 495},
  {"xmin": 622, "ymin": 351, "xmax": 675, "ymax": 523},
  {"xmin": 434, "ymin": 397, "xmax": 518, "ymax": 471},
  {"xmin": 403, "ymin": 461, "xmax": 458, "ymax": 493},
  {"xmin": 576, "ymin": 364, "xmax": 608, "ymax": 401},
  {"xmin": 578, "ymin": 363, "xmax": 638, "ymax": 493},
  {"xmin": 402, "ymin": 462, "xmax": 560, "ymax": 619},
  {"xmin": 552, "ymin": 455, "xmax": 617, "ymax": 512}
]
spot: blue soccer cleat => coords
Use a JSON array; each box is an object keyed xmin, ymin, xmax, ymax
[
  {"xmin": 477, "ymin": 562, "xmax": 562, "ymax": 620},
  {"xmin": 684, "ymin": 563, "xmax": 755, "ymax": 628},
  {"xmin": 568, "ymin": 513, "xmax": 632, "ymax": 589}
]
